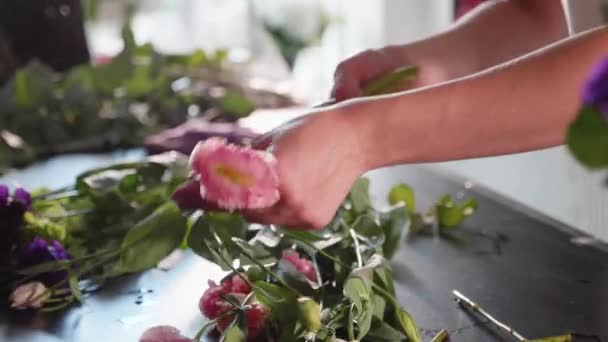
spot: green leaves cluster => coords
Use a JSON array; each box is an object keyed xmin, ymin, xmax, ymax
[
  {"xmin": 15, "ymin": 152, "xmax": 191, "ymax": 309},
  {"xmin": 388, "ymin": 183, "xmax": 478, "ymax": 236},
  {"xmin": 186, "ymin": 177, "xmax": 476, "ymax": 341},
  {"xmin": 0, "ymin": 23, "xmax": 257, "ymax": 173}
]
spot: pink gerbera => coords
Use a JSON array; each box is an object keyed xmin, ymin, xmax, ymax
[{"xmin": 189, "ymin": 137, "xmax": 279, "ymax": 210}]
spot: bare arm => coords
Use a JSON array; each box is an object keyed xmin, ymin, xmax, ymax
[
  {"xmin": 333, "ymin": 0, "xmax": 569, "ymax": 99},
  {"xmin": 398, "ymin": 0, "xmax": 569, "ymax": 82},
  {"xmin": 343, "ymin": 26, "xmax": 608, "ymax": 169}
]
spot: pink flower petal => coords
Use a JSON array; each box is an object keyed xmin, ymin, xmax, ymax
[
  {"xmin": 281, "ymin": 250, "xmax": 318, "ymax": 282},
  {"xmin": 139, "ymin": 326, "xmax": 191, "ymax": 342},
  {"xmin": 189, "ymin": 138, "xmax": 279, "ymax": 210}
]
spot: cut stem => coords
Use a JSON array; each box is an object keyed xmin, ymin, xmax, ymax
[
  {"xmin": 431, "ymin": 329, "xmax": 449, "ymax": 342},
  {"xmin": 452, "ymin": 290, "xmax": 526, "ymax": 341},
  {"xmin": 349, "ymin": 229, "xmax": 363, "ymax": 268}
]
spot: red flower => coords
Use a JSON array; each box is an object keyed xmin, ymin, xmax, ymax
[
  {"xmin": 280, "ymin": 250, "xmax": 317, "ymax": 282},
  {"xmin": 199, "ymin": 274, "xmax": 268, "ymax": 338}
]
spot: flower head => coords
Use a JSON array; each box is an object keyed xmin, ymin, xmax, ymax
[
  {"xmin": 188, "ymin": 137, "xmax": 279, "ymax": 210},
  {"xmin": 139, "ymin": 325, "xmax": 191, "ymax": 342},
  {"xmin": 18, "ymin": 237, "xmax": 70, "ymax": 286},
  {"xmin": 9, "ymin": 281, "xmax": 50, "ymax": 310},
  {"xmin": 280, "ymin": 250, "xmax": 317, "ymax": 282},
  {"xmin": 583, "ymin": 56, "xmax": 608, "ymax": 116},
  {"xmin": 199, "ymin": 274, "xmax": 269, "ymax": 338}
]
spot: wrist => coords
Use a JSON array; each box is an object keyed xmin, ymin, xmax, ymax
[{"xmin": 331, "ymin": 96, "xmax": 404, "ymax": 172}]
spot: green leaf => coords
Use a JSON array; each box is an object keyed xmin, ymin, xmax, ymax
[
  {"xmin": 352, "ymin": 214, "xmax": 385, "ymax": 249},
  {"xmin": 349, "ymin": 178, "xmax": 372, "ymax": 214},
  {"xmin": 343, "ymin": 277, "xmax": 374, "ymax": 339},
  {"xmin": 388, "ymin": 184, "xmax": 415, "ymax": 214},
  {"xmin": 232, "ymin": 238, "xmax": 277, "ymax": 266},
  {"xmin": 379, "ymin": 203, "xmax": 408, "ymax": 259},
  {"xmin": 12, "ymin": 61, "xmax": 56, "ymax": 109},
  {"xmin": 219, "ymin": 89, "xmax": 256, "ymax": 118},
  {"xmin": 188, "ymin": 213, "xmax": 248, "ymax": 263},
  {"xmin": 187, "ymin": 215, "xmax": 215, "ymax": 261},
  {"xmin": 566, "ymin": 105, "xmax": 608, "ymax": 168},
  {"xmin": 367, "ymin": 317, "xmax": 407, "ymax": 341},
  {"xmin": 395, "ymin": 308, "xmax": 422, "ymax": 342},
  {"xmin": 526, "ymin": 335, "xmax": 572, "ymax": 342},
  {"xmin": 221, "ymin": 325, "xmax": 246, "ymax": 342},
  {"xmin": 187, "ymin": 49, "xmax": 209, "ymax": 67},
  {"xmin": 436, "ymin": 195, "xmax": 478, "ymax": 229},
  {"xmin": 118, "ymin": 202, "xmax": 187, "ymax": 273},
  {"xmin": 252, "ymin": 281, "xmax": 298, "ymax": 324}
]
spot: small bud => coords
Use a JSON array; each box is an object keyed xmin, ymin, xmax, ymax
[
  {"xmin": 9, "ymin": 281, "xmax": 49, "ymax": 310},
  {"xmin": 297, "ymin": 297, "xmax": 321, "ymax": 333}
]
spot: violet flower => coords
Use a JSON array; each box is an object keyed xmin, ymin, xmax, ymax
[
  {"xmin": 582, "ymin": 56, "xmax": 608, "ymax": 118},
  {"xmin": 18, "ymin": 237, "xmax": 70, "ymax": 286},
  {"xmin": 0, "ymin": 185, "xmax": 32, "ymax": 262}
]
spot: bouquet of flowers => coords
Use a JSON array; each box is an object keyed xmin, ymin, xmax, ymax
[
  {"xmin": 138, "ymin": 138, "xmax": 478, "ymax": 342},
  {"xmin": 1, "ymin": 136, "xmax": 478, "ymax": 341}
]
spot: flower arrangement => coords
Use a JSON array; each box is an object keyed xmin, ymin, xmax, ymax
[
  {"xmin": 1, "ymin": 137, "xmax": 479, "ymax": 341},
  {"xmin": 139, "ymin": 139, "xmax": 480, "ymax": 342}
]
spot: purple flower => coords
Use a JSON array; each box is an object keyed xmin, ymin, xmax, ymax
[
  {"xmin": 12, "ymin": 188, "xmax": 32, "ymax": 210},
  {"xmin": 0, "ymin": 185, "xmax": 8, "ymax": 206},
  {"xmin": 18, "ymin": 237, "xmax": 70, "ymax": 286},
  {"xmin": 0, "ymin": 185, "xmax": 31, "ymax": 262},
  {"xmin": 583, "ymin": 56, "xmax": 608, "ymax": 116}
]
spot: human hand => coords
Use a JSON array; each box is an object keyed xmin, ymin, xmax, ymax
[
  {"xmin": 245, "ymin": 110, "xmax": 367, "ymax": 229},
  {"xmin": 172, "ymin": 108, "xmax": 367, "ymax": 230},
  {"xmin": 331, "ymin": 46, "xmax": 444, "ymax": 102}
]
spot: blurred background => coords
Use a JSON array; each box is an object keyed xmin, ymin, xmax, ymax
[{"xmin": 1, "ymin": 0, "xmax": 608, "ymax": 242}]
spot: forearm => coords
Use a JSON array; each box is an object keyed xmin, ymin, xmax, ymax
[
  {"xmin": 384, "ymin": 0, "xmax": 568, "ymax": 84},
  {"xmin": 342, "ymin": 26, "xmax": 608, "ymax": 169}
]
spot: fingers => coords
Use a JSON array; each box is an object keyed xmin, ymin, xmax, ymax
[{"xmin": 330, "ymin": 48, "xmax": 398, "ymax": 102}]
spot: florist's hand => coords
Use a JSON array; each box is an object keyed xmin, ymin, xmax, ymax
[
  {"xmin": 172, "ymin": 109, "xmax": 367, "ymax": 230},
  {"xmin": 331, "ymin": 47, "xmax": 409, "ymax": 102},
  {"xmin": 245, "ymin": 110, "xmax": 366, "ymax": 229},
  {"xmin": 331, "ymin": 46, "xmax": 445, "ymax": 102}
]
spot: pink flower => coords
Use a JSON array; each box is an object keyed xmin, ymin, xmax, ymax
[
  {"xmin": 139, "ymin": 326, "xmax": 191, "ymax": 342},
  {"xmin": 188, "ymin": 137, "xmax": 279, "ymax": 210},
  {"xmin": 9, "ymin": 281, "xmax": 50, "ymax": 310},
  {"xmin": 199, "ymin": 274, "xmax": 269, "ymax": 338},
  {"xmin": 281, "ymin": 250, "xmax": 317, "ymax": 282}
]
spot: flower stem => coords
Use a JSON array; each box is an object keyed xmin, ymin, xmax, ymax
[
  {"xmin": 431, "ymin": 329, "xmax": 449, "ymax": 342},
  {"xmin": 452, "ymin": 290, "xmax": 527, "ymax": 341},
  {"xmin": 193, "ymin": 309, "xmax": 236, "ymax": 342},
  {"xmin": 349, "ymin": 229, "xmax": 363, "ymax": 268},
  {"xmin": 280, "ymin": 230, "xmax": 351, "ymax": 269}
]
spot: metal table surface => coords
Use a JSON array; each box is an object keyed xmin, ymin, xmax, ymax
[{"xmin": 1, "ymin": 151, "xmax": 607, "ymax": 342}]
